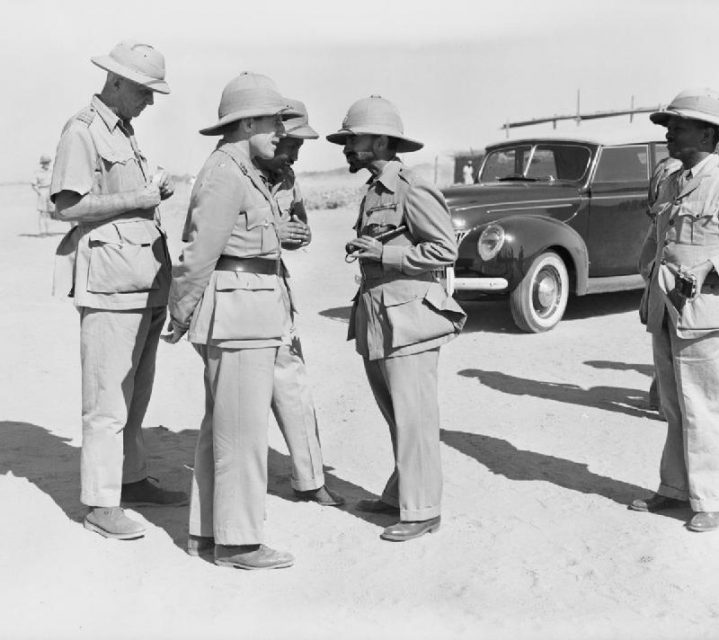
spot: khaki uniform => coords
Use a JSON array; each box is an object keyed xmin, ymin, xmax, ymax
[
  {"xmin": 50, "ymin": 95, "xmax": 170, "ymax": 507},
  {"xmin": 267, "ymin": 168, "xmax": 324, "ymax": 492},
  {"xmin": 169, "ymin": 142, "xmax": 290, "ymax": 545},
  {"xmin": 639, "ymin": 153, "xmax": 719, "ymax": 511},
  {"xmin": 349, "ymin": 160, "xmax": 466, "ymax": 521},
  {"xmin": 32, "ymin": 166, "xmax": 54, "ymax": 214}
]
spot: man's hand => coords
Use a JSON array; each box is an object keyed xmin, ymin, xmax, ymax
[
  {"xmin": 152, "ymin": 169, "xmax": 175, "ymax": 200},
  {"xmin": 346, "ymin": 235, "xmax": 383, "ymax": 261},
  {"xmin": 138, "ymin": 184, "xmax": 162, "ymax": 209},
  {"xmin": 278, "ymin": 215, "xmax": 311, "ymax": 247},
  {"xmin": 161, "ymin": 319, "xmax": 187, "ymax": 344}
]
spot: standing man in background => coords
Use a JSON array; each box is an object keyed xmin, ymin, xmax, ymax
[
  {"xmin": 51, "ymin": 40, "xmax": 186, "ymax": 541},
  {"xmin": 632, "ymin": 88, "xmax": 719, "ymax": 533},
  {"xmin": 31, "ymin": 154, "xmax": 53, "ymax": 236},
  {"xmin": 327, "ymin": 95, "xmax": 466, "ymax": 542},
  {"xmin": 255, "ymin": 98, "xmax": 344, "ymax": 508}
]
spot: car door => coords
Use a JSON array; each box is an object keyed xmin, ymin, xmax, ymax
[{"xmin": 586, "ymin": 144, "xmax": 650, "ymax": 276}]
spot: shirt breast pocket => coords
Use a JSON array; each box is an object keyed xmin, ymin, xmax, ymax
[
  {"xmin": 244, "ymin": 205, "xmax": 277, "ymax": 252},
  {"xmin": 362, "ymin": 203, "xmax": 401, "ymax": 234},
  {"xmin": 87, "ymin": 222, "xmax": 162, "ymax": 293},
  {"xmin": 92, "ymin": 133, "xmax": 139, "ymax": 193},
  {"xmin": 676, "ymin": 204, "xmax": 719, "ymax": 244}
]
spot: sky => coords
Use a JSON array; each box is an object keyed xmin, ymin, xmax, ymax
[{"xmin": 2, "ymin": 0, "xmax": 719, "ymax": 181}]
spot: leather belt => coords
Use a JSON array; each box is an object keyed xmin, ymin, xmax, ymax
[{"xmin": 215, "ymin": 255, "xmax": 282, "ymax": 275}]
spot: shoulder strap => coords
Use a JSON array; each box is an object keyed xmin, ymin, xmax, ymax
[{"xmin": 75, "ymin": 105, "xmax": 96, "ymax": 126}]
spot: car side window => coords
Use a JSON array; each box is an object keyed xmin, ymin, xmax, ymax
[
  {"xmin": 526, "ymin": 145, "xmax": 591, "ymax": 181},
  {"xmin": 480, "ymin": 146, "xmax": 532, "ymax": 181},
  {"xmin": 593, "ymin": 145, "xmax": 649, "ymax": 183}
]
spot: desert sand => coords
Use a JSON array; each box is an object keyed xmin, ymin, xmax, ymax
[{"xmin": 1, "ymin": 178, "xmax": 718, "ymax": 640}]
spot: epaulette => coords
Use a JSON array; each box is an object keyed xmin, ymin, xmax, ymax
[
  {"xmin": 397, "ymin": 165, "xmax": 412, "ymax": 184},
  {"xmin": 75, "ymin": 106, "xmax": 96, "ymax": 126}
]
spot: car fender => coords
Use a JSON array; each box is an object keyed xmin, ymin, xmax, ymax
[{"xmin": 468, "ymin": 215, "xmax": 589, "ymax": 294}]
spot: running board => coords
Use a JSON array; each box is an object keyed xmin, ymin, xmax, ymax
[{"xmin": 583, "ymin": 274, "xmax": 644, "ymax": 295}]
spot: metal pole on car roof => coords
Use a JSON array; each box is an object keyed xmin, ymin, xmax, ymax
[
  {"xmin": 575, "ymin": 89, "xmax": 581, "ymax": 126},
  {"xmin": 630, "ymin": 95, "xmax": 635, "ymax": 122}
]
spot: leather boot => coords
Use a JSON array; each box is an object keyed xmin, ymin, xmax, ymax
[
  {"xmin": 380, "ymin": 516, "xmax": 441, "ymax": 541},
  {"xmin": 214, "ymin": 544, "xmax": 294, "ymax": 570},
  {"xmin": 83, "ymin": 507, "xmax": 145, "ymax": 540}
]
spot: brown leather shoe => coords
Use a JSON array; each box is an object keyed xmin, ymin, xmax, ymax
[
  {"xmin": 121, "ymin": 478, "xmax": 188, "ymax": 507},
  {"xmin": 380, "ymin": 516, "xmax": 441, "ymax": 541},
  {"xmin": 83, "ymin": 507, "xmax": 145, "ymax": 540},
  {"xmin": 629, "ymin": 494, "xmax": 689, "ymax": 512},
  {"xmin": 214, "ymin": 544, "xmax": 294, "ymax": 570},
  {"xmin": 356, "ymin": 499, "xmax": 399, "ymax": 514},
  {"xmin": 294, "ymin": 485, "xmax": 345, "ymax": 507},
  {"xmin": 187, "ymin": 534, "xmax": 215, "ymax": 557},
  {"xmin": 687, "ymin": 511, "xmax": 719, "ymax": 532}
]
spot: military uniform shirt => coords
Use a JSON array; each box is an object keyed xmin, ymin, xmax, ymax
[{"xmin": 50, "ymin": 95, "xmax": 170, "ymax": 310}]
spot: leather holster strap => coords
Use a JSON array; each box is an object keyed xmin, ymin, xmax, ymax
[{"xmin": 215, "ymin": 255, "xmax": 282, "ymax": 275}]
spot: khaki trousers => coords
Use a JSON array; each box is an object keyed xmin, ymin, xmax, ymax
[
  {"xmin": 189, "ymin": 345, "xmax": 276, "ymax": 545},
  {"xmin": 363, "ymin": 349, "xmax": 442, "ymax": 521},
  {"xmin": 272, "ymin": 335, "xmax": 324, "ymax": 491},
  {"xmin": 653, "ymin": 317, "xmax": 719, "ymax": 511},
  {"xmin": 79, "ymin": 306, "xmax": 165, "ymax": 507}
]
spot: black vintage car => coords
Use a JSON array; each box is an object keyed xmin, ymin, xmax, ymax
[{"xmin": 443, "ymin": 128, "xmax": 672, "ymax": 332}]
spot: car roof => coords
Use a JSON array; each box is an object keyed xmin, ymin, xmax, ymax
[{"xmin": 485, "ymin": 123, "xmax": 666, "ymax": 149}]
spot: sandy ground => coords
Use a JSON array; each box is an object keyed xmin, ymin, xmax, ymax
[{"xmin": 1, "ymin": 180, "xmax": 719, "ymax": 640}]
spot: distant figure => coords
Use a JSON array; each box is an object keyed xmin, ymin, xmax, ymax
[
  {"xmin": 31, "ymin": 155, "xmax": 53, "ymax": 236},
  {"xmin": 462, "ymin": 160, "xmax": 474, "ymax": 184}
]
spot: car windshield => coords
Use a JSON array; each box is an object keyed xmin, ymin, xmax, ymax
[{"xmin": 480, "ymin": 144, "xmax": 592, "ymax": 183}]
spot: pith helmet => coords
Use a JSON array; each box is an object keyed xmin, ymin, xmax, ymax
[
  {"xmin": 283, "ymin": 99, "xmax": 319, "ymax": 139},
  {"xmin": 39, "ymin": 154, "xmax": 51, "ymax": 164},
  {"xmin": 651, "ymin": 88, "xmax": 719, "ymax": 128},
  {"xmin": 326, "ymin": 95, "xmax": 423, "ymax": 153},
  {"xmin": 199, "ymin": 72, "xmax": 300, "ymax": 136},
  {"xmin": 91, "ymin": 40, "xmax": 170, "ymax": 94}
]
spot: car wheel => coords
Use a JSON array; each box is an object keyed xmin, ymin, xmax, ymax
[{"xmin": 509, "ymin": 251, "xmax": 569, "ymax": 332}]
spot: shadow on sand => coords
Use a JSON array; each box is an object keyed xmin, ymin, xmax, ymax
[
  {"xmin": 458, "ymin": 368, "xmax": 661, "ymax": 420},
  {"xmin": 0, "ymin": 421, "xmax": 382, "ymax": 550},
  {"xmin": 440, "ymin": 429, "xmax": 687, "ymax": 520}
]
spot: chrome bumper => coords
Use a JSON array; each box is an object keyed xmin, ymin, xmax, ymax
[{"xmin": 445, "ymin": 266, "xmax": 509, "ymax": 295}]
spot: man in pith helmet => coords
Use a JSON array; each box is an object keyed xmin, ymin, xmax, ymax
[
  {"xmin": 327, "ymin": 95, "xmax": 466, "ymax": 541},
  {"xmin": 167, "ymin": 72, "xmax": 302, "ymax": 569},
  {"xmin": 31, "ymin": 154, "xmax": 54, "ymax": 236},
  {"xmin": 632, "ymin": 88, "xmax": 719, "ymax": 533},
  {"xmin": 50, "ymin": 40, "xmax": 186, "ymax": 541},
  {"xmin": 255, "ymin": 99, "xmax": 345, "ymax": 508}
]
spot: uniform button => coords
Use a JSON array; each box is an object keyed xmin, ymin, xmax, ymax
[
  {"xmin": 661, "ymin": 259, "xmax": 667, "ymax": 265},
  {"xmin": 669, "ymin": 219, "xmax": 675, "ymax": 225},
  {"xmin": 664, "ymin": 240, "xmax": 670, "ymax": 246},
  {"xmin": 264, "ymin": 221, "xmax": 269, "ymax": 227}
]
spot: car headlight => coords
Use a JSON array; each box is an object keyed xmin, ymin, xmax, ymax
[{"xmin": 477, "ymin": 224, "xmax": 506, "ymax": 261}]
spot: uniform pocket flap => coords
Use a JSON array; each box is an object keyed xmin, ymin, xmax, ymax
[
  {"xmin": 423, "ymin": 282, "xmax": 465, "ymax": 315},
  {"xmin": 214, "ymin": 271, "xmax": 276, "ymax": 291},
  {"xmin": 94, "ymin": 137, "xmax": 134, "ymax": 164},
  {"xmin": 245, "ymin": 205, "xmax": 274, "ymax": 230},
  {"xmin": 88, "ymin": 224, "xmax": 122, "ymax": 245},
  {"xmin": 113, "ymin": 222, "xmax": 155, "ymax": 245},
  {"xmin": 382, "ymin": 285, "xmax": 424, "ymax": 307}
]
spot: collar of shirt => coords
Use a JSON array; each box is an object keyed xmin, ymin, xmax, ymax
[
  {"xmin": 684, "ymin": 153, "xmax": 717, "ymax": 181},
  {"xmin": 260, "ymin": 166, "xmax": 293, "ymax": 193},
  {"xmin": 90, "ymin": 95, "xmax": 123, "ymax": 133},
  {"xmin": 368, "ymin": 159, "xmax": 402, "ymax": 193}
]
